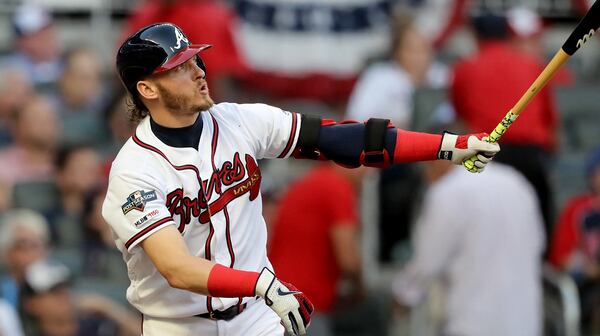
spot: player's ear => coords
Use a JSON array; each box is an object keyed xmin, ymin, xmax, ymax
[{"xmin": 137, "ymin": 80, "xmax": 159, "ymax": 100}]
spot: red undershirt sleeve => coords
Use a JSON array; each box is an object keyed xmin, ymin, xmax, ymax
[{"xmin": 393, "ymin": 130, "xmax": 442, "ymax": 163}]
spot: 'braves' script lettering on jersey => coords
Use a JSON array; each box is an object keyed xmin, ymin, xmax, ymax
[{"xmin": 165, "ymin": 153, "xmax": 261, "ymax": 231}]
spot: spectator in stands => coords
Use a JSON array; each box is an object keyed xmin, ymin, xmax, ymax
[
  {"xmin": 121, "ymin": 0, "xmax": 247, "ymax": 101},
  {"xmin": 0, "ymin": 298, "xmax": 23, "ymax": 336},
  {"xmin": 269, "ymin": 163, "xmax": 365, "ymax": 336},
  {"xmin": 48, "ymin": 145, "xmax": 102, "ymax": 246},
  {"xmin": 549, "ymin": 145, "xmax": 600, "ymax": 333},
  {"xmin": 234, "ymin": 0, "xmax": 392, "ymax": 106},
  {"xmin": 20, "ymin": 260, "xmax": 140, "ymax": 336},
  {"xmin": 0, "ymin": 96, "xmax": 60, "ymax": 210},
  {"xmin": 54, "ymin": 47, "xmax": 103, "ymax": 116},
  {"xmin": 450, "ymin": 11, "xmax": 558, "ymax": 239},
  {"xmin": 0, "ymin": 68, "xmax": 33, "ymax": 147},
  {"xmin": 1, "ymin": 4, "xmax": 62, "ymax": 86},
  {"xmin": 347, "ymin": 11, "xmax": 447, "ymax": 129},
  {"xmin": 347, "ymin": 11, "xmax": 446, "ymax": 261},
  {"xmin": 50, "ymin": 47, "xmax": 106, "ymax": 146},
  {"xmin": 393, "ymin": 148, "xmax": 544, "ymax": 336},
  {"xmin": 0, "ymin": 209, "xmax": 50, "ymax": 309}
]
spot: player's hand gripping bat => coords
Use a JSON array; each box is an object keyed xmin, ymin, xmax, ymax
[{"xmin": 463, "ymin": 0, "xmax": 600, "ymax": 173}]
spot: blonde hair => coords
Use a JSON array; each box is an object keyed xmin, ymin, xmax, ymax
[{"xmin": 126, "ymin": 94, "xmax": 150, "ymax": 122}]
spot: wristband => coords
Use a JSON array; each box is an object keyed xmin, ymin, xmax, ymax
[{"xmin": 207, "ymin": 264, "xmax": 260, "ymax": 298}]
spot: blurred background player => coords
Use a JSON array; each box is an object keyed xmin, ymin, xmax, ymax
[
  {"xmin": 393, "ymin": 134, "xmax": 544, "ymax": 336},
  {"xmin": 506, "ymin": 6, "xmax": 574, "ymax": 85},
  {"xmin": 450, "ymin": 11, "xmax": 559, "ymax": 244}
]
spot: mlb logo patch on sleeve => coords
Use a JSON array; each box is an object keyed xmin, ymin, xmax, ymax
[
  {"xmin": 133, "ymin": 209, "xmax": 160, "ymax": 227},
  {"xmin": 122, "ymin": 190, "xmax": 158, "ymax": 215}
]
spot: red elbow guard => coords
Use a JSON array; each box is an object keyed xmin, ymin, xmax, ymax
[{"xmin": 393, "ymin": 130, "xmax": 442, "ymax": 163}]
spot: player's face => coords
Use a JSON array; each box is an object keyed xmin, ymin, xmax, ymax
[{"xmin": 154, "ymin": 56, "xmax": 214, "ymax": 114}]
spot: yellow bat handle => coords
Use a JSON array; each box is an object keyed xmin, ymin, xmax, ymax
[{"xmin": 462, "ymin": 49, "xmax": 571, "ymax": 173}]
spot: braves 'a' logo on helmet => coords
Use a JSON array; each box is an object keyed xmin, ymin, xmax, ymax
[{"xmin": 172, "ymin": 27, "xmax": 189, "ymax": 52}]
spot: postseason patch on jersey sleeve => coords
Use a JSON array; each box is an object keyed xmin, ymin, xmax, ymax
[{"xmin": 121, "ymin": 190, "xmax": 158, "ymax": 215}]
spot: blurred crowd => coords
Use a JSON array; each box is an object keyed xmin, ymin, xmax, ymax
[{"xmin": 0, "ymin": 0, "xmax": 599, "ymax": 335}]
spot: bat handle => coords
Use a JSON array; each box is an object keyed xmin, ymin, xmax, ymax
[{"xmin": 462, "ymin": 110, "xmax": 519, "ymax": 173}]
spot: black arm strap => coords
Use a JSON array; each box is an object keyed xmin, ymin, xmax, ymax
[
  {"xmin": 297, "ymin": 114, "xmax": 322, "ymax": 159},
  {"xmin": 363, "ymin": 118, "xmax": 390, "ymax": 164},
  {"xmin": 294, "ymin": 115, "xmax": 395, "ymax": 167}
]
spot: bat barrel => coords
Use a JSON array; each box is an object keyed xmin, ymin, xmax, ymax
[
  {"xmin": 510, "ymin": 49, "xmax": 570, "ymax": 118},
  {"xmin": 562, "ymin": 0, "xmax": 600, "ymax": 55}
]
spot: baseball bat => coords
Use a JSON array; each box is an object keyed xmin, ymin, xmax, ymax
[{"xmin": 463, "ymin": 0, "xmax": 600, "ymax": 172}]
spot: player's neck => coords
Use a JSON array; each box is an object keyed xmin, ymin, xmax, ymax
[{"xmin": 149, "ymin": 109, "xmax": 200, "ymax": 128}]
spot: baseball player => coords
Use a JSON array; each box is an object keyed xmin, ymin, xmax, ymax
[{"xmin": 103, "ymin": 23, "xmax": 500, "ymax": 336}]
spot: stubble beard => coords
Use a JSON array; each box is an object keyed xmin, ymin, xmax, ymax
[{"xmin": 157, "ymin": 83, "xmax": 215, "ymax": 116}]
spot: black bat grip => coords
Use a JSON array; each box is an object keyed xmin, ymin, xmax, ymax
[{"xmin": 563, "ymin": 0, "xmax": 600, "ymax": 55}]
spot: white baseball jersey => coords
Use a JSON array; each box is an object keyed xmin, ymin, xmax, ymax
[{"xmin": 102, "ymin": 102, "xmax": 301, "ymax": 318}]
